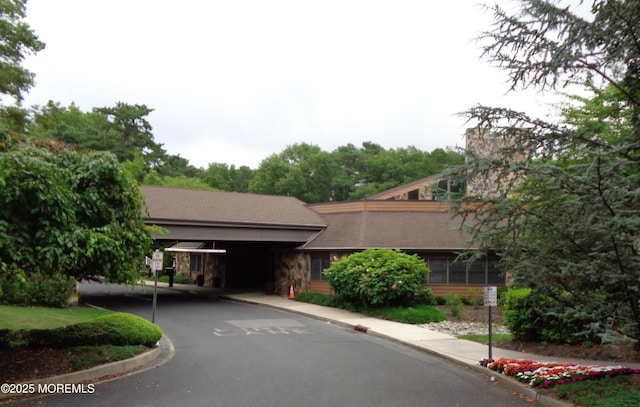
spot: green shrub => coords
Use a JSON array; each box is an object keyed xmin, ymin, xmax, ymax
[
  {"xmin": 0, "ymin": 271, "xmax": 76, "ymax": 308},
  {"xmin": 69, "ymin": 344, "xmax": 147, "ymax": 370},
  {"xmin": 503, "ymin": 288, "xmax": 539, "ymax": 341},
  {"xmin": 415, "ymin": 288, "xmax": 437, "ymax": 305},
  {"xmin": 27, "ymin": 313, "xmax": 162, "ymax": 348},
  {"xmin": 370, "ymin": 304, "xmax": 446, "ymax": 324},
  {"xmin": 323, "ymin": 249, "xmax": 429, "ymax": 308},
  {"xmin": 158, "ymin": 275, "xmax": 195, "ymax": 284},
  {"xmin": 294, "ymin": 292, "xmax": 339, "ymax": 307},
  {"xmin": 503, "ymin": 287, "xmax": 600, "ymax": 344},
  {"xmin": 443, "ymin": 293, "xmax": 464, "ymax": 318}
]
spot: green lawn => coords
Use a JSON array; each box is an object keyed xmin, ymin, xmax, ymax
[
  {"xmin": 0, "ymin": 305, "xmax": 111, "ymax": 330},
  {"xmin": 457, "ymin": 333, "xmax": 513, "ymax": 343}
]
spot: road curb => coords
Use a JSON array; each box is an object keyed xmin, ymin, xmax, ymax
[{"xmin": 0, "ymin": 336, "xmax": 172, "ymax": 402}]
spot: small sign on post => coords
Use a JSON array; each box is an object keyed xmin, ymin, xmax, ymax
[
  {"xmin": 484, "ymin": 286, "xmax": 498, "ymax": 360},
  {"xmin": 152, "ymin": 250, "xmax": 163, "ymax": 273},
  {"xmin": 484, "ymin": 286, "xmax": 498, "ymax": 307},
  {"xmin": 151, "ymin": 249, "xmax": 163, "ymax": 323}
]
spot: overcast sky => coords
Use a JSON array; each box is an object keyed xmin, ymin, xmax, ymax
[{"xmin": 21, "ymin": 0, "xmax": 560, "ymax": 169}]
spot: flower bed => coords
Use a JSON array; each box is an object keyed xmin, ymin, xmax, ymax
[{"xmin": 479, "ymin": 357, "xmax": 640, "ymax": 388}]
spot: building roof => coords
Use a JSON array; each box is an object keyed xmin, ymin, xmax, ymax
[
  {"xmin": 303, "ymin": 210, "xmax": 473, "ymax": 251},
  {"xmin": 142, "ymin": 185, "xmax": 326, "ymax": 228},
  {"xmin": 365, "ymin": 174, "xmax": 444, "ymax": 200}
]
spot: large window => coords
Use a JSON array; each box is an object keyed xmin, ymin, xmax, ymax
[
  {"xmin": 427, "ymin": 259, "xmax": 447, "ymax": 283},
  {"xmin": 427, "ymin": 257, "xmax": 505, "ymax": 285},
  {"xmin": 190, "ymin": 254, "xmax": 203, "ymax": 273},
  {"xmin": 311, "ymin": 255, "xmax": 331, "ymax": 280}
]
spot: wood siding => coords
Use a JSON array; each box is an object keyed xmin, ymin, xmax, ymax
[
  {"xmin": 310, "ymin": 200, "xmax": 450, "ymax": 214},
  {"xmin": 309, "ymin": 281, "xmax": 333, "ymax": 295},
  {"xmin": 427, "ymin": 285, "xmax": 505, "ymax": 299},
  {"xmin": 308, "ymin": 282, "xmax": 505, "ymax": 299}
]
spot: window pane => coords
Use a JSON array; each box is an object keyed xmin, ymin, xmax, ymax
[
  {"xmin": 311, "ymin": 256, "xmax": 330, "ymax": 280},
  {"xmin": 428, "ymin": 258, "xmax": 447, "ymax": 284},
  {"xmin": 190, "ymin": 254, "xmax": 203, "ymax": 273},
  {"xmin": 487, "ymin": 259, "xmax": 504, "ymax": 284},
  {"xmin": 468, "ymin": 260, "xmax": 486, "ymax": 284},
  {"xmin": 449, "ymin": 260, "xmax": 466, "ymax": 284}
]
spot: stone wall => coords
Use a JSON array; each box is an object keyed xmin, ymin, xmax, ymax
[
  {"xmin": 273, "ymin": 250, "xmax": 310, "ymax": 295},
  {"xmin": 465, "ymin": 127, "xmax": 522, "ymax": 198},
  {"xmin": 175, "ymin": 252, "xmax": 190, "ymax": 277},
  {"xmin": 204, "ymin": 253, "xmax": 225, "ymax": 288}
]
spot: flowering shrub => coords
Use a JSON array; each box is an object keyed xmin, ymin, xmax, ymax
[
  {"xmin": 323, "ymin": 249, "xmax": 429, "ymax": 307},
  {"xmin": 478, "ymin": 357, "xmax": 640, "ymax": 388}
]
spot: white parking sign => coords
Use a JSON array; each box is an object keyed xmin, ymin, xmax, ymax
[
  {"xmin": 152, "ymin": 250, "xmax": 163, "ymax": 272},
  {"xmin": 484, "ymin": 286, "xmax": 498, "ymax": 307}
]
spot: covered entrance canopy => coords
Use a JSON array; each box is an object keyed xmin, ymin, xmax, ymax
[
  {"xmin": 141, "ymin": 186, "xmax": 326, "ymax": 288},
  {"xmin": 165, "ymin": 241, "xmax": 227, "ymax": 254}
]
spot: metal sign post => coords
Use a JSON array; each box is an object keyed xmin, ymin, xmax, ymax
[
  {"xmin": 151, "ymin": 249, "xmax": 163, "ymax": 323},
  {"xmin": 484, "ymin": 286, "xmax": 498, "ymax": 360}
]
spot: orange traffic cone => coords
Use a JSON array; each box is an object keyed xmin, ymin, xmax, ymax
[{"xmin": 288, "ymin": 283, "xmax": 295, "ymax": 299}]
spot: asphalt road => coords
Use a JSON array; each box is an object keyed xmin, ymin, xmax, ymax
[{"xmin": 10, "ymin": 282, "xmax": 534, "ymax": 407}]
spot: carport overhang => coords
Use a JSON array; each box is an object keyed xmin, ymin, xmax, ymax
[{"xmin": 146, "ymin": 218, "xmax": 325, "ymax": 244}]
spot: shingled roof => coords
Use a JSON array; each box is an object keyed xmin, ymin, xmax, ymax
[
  {"xmin": 303, "ymin": 210, "xmax": 472, "ymax": 251},
  {"xmin": 141, "ymin": 185, "xmax": 326, "ymax": 228}
]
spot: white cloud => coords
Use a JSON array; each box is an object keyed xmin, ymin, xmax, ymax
[{"xmin": 22, "ymin": 0, "xmax": 564, "ymax": 169}]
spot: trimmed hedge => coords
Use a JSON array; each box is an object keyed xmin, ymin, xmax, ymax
[{"xmin": 1, "ymin": 313, "xmax": 162, "ymax": 349}]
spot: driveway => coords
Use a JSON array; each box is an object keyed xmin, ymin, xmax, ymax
[{"xmin": 9, "ymin": 282, "xmax": 534, "ymax": 407}]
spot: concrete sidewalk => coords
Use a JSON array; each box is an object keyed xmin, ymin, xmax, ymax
[{"xmin": 221, "ymin": 291, "xmax": 640, "ymax": 369}]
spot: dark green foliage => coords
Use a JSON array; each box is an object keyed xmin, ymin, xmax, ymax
[
  {"xmin": 293, "ymin": 292, "xmax": 344, "ymax": 308},
  {"xmin": 0, "ymin": 0, "xmax": 45, "ymax": 105},
  {"xmin": 443, "ymin": 293, "xmax": 464, "ymax": 318},
  {"xmin": 369, "ymin": 304, "xmax": 446, "ymax": 324},
  {"xmin": 0, "ymin": 271, "xmax": 76, "ymax": 307},
  {"xmin": 449, "ymin": 0, "xmax": 640, "ymax": 343},
  {"xmin": 158, "ymin": 275, "xmax": 194, "ymax": 284},
  {"xmin": 294, "ymin": 292, "xmax": 445, "ymax": 324},
  {"xmin": 323, "ymin": 249, "xmax": 429, "ymax": 308},
  {"xmin": 0, "ymin": 142, "xmax": 152, "ymax": 295},
  {"xmin": 503, "ymin": 288, "xmax": 600, "ymax": 344},
  {"xmin": 22, "ymin": 313, "xmax": 162, "ymax": 348},
  {"xmin": 502, "ymin": 288, "xmax": 538, "ymax": 341},
  {"xmin": 554, "ymin": 375, "xmax": 640, "ymax": 407},
  {"xmin": 248, "ymin": 142, "xmax": 463, "ymax": 203},
  {"xmin": 69, "ymin": 344, "xmax": 146, "ymax": 371}
]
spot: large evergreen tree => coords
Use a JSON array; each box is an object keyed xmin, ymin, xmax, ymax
[{"xmin": 449, "ymin": 0, "xmax": 640, "ymax": 343}]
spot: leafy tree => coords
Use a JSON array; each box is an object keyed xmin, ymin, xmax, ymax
[
  {"xmin": 249, "ymin": 143, "xmax": 333, "ymax": 202},
  {"xmin": 329, "ymin": 143, "xmax": 361, "ymax": 201},
  {"xmin": 0, "ymin": 139, "xmax": 153, "ymax": 298},
  {"xmin": 202, "ymin": 162, "xmax": 253, "ymax": 192},
  {"xmin": 449, "ymin": 0, "xmax": 640, "ymax": 343},
  {"xmin": 0, "ymin": 0, "xmax": 44, "ymax": 103},
  {"xmin": 30, "ymin": 101, "xmax": 109, "ymax": 146},
  {"xmin": 0, "ymin": 0, "xmax": 45, "ymax": 132},
  {"xmin": 143, "ymin": 169, "xmax": 212, "ymax": 190},
  {"xmin": 29, "ymin": 101, "xmax": 194, "ymax": 181},
  {"xmin": 156, "ymin": 153, "xmax": 202, "ymax": 179}
]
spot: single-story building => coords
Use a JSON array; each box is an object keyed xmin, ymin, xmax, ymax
[{"xmin": 142, "ymin": 174, "xmax": 504, "ymax": 298}]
